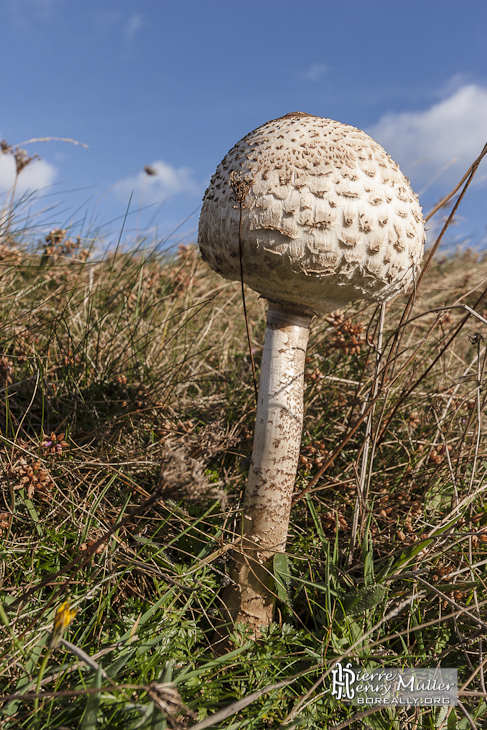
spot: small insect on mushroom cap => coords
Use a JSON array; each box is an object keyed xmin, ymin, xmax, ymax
[{"xmin": 198, "ymin": 112, "xmax": 425, "ymax": 316}]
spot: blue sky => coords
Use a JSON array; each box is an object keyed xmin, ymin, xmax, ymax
[{"xmin": 0, "ymin": 0, "xmax": 486, "ymax": 253}]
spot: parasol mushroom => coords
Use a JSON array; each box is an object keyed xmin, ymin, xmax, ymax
[{"xmin": 198, "ymin": 112, "xmax": 425, "ymax": 634}]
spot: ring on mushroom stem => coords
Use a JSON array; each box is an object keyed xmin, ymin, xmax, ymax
[{"xmin": 198, "ymin": 111, "xmax": 425, "ymax": 637}]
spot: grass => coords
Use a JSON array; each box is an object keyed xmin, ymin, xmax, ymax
[{"xmin": 0, "ymin": 203, "xmax": 487, "ymax": 728}]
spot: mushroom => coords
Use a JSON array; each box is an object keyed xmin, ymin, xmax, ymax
[{"xmin": 198, "ymin": 112, "xmax": 424, "ymax": 634}]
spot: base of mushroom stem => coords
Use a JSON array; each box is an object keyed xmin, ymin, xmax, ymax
[
  {"xmin": 213, "ymin": 545, "xmax": 278, "ymax": 648},
  {"xmin": 212, "ymin": 555, "xmax": 290, "ymax": 651}
]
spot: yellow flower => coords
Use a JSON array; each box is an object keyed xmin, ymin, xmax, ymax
[{"xmin": 48, "ymin": 601, "xmax": 77, "ymax": 649}]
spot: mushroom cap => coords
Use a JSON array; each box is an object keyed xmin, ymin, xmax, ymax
[{"xmin": 198, "ymin": 112, "xmax": 425, "ymax": 316}]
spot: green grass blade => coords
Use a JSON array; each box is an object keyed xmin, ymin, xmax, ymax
[{"xmin": 80, "ymin": 667, "xmax": 103, "ymax": 730}]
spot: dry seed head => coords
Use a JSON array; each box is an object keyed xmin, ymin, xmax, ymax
[
  {"xmin": 13, "ymin": 147, "xmax": 39, "ymax": 175},
  {"xmin": 42, "ymin": 228, "xmax": 85, "ymax": 260},
  {"xmin": 408, "ymin": 412, "xmax": 421, "ymax": 430},
  {"xmin": 229, "ymin": 170, "xmax": 254, "ymax": 204},
  {"xmin": 9, "ymin": 457, "xmax": 55, "ymax": 498},
  {"xmin": 41, "ymin": 431, "xmax": 69, "ymax": 456},
  {"xmin": 0, "ymin": 512, "xmax": 10, "ymax": 535},
  {"xmin": 0, "ymin": 357, "xmax": 13, "ymax": 387},
  {"xmin": 147, "ymin": 682, "xmax": 184, "ymax": 716},
  {"xmin": 199, "ymin": 112, "xmax": 425, "ymax": 315},
  {"xmin": 80, "ymin": 537, "xmax": 106, "ymax": 555}
]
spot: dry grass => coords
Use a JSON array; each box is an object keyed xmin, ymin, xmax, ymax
[{"xmin": 0, "ymin": 222, "xmax": 487, "ymax": 727}]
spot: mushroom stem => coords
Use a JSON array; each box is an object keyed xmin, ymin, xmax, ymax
[{"xmin": 221, "ymin": 302, "xmax": 311, "ymax": 632}]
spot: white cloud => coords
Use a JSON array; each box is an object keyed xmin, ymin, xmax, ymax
[
  {"xmin": 115, "ymin": 160, "xmax": 200, "ymax": 204},
  {"xmin": 124, "ymin": 14, "xmax": 143, "ymax": 43},
  {"xmin": 0, "ymin": 152, "xmax": 57, "ymax": 195},
  {"xmin": 296, "ymin": 63, "xmax": 328, "ymax": 81},
  {"xmin": 368, "ymin": 83, "xmax": 487, "ymax": 187}
]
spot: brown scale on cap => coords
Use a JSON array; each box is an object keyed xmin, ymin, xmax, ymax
[{"xmin": 199, "ymin": 112, "xmax": 424, "ymax": 316}]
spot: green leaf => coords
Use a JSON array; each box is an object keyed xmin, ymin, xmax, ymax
[
  {"xmin": 273, "ymin": 553, "xmax": 292, "ymax": 607},
  {"xmin": 362, "ymin": 511, "xmax": 375, "ymax": 586},
  {"xmin": 390, "ymin": 518, "xmax": 458, "ymax": 573},
  {"xmin": 19, "ymin": 489, "xmax": 43, "ymax": 537},
  {"xmin": 80, "ymin": 667, "xmax": 103, "ymax": 730},
  {"xmin": 150, "ymin": 663, "xmax": 174, "ymax": 730},
  {"xmin": 337, "ymin": 584, "xmax": 388, "ymax": 617}
]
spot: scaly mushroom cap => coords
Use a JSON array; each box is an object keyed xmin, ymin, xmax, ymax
[{"xmin": 198, "ymin": 112, "xmax": 425, "ymax": 316}]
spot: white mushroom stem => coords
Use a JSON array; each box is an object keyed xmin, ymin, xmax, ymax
[
  {"xmin": 244, "ymin": 303, "xmax": 311, "ymax": 550},
  {"xmin": 221, "ymin": 302, "xmax": 311, "ymax": 631}
]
